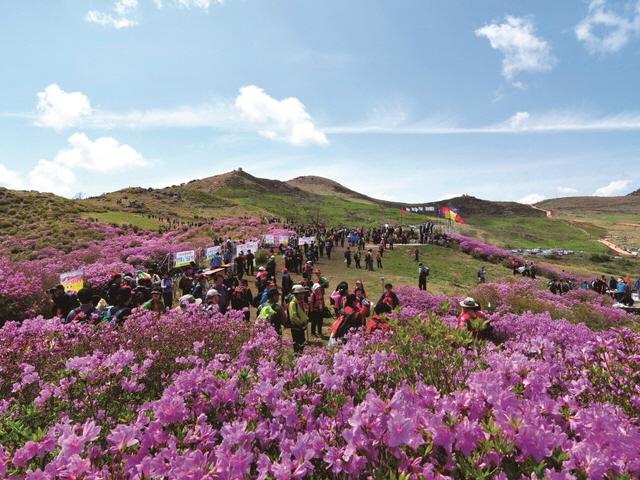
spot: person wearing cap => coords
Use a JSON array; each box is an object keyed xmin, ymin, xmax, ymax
[
  {"xmin": 231, "ymin": 279, "xmax": 253, "ymax": 321},
  {"xmin": 309, "ymin": 281, "xmax": 326, "ymax": 338},
  {"xmin": 191, "ymin": 274, "xmax": 208, "ymax": 301},
  {"xmin": 418, "ymin": 263, "xmax": 430, "ymax": 291},
  {"xmin": 456, "ymin": 297, "xmax": 488, "ymax": 330},
  {"xmin": 203, "ymin": 289, "xmax": 220, "ymax": 312},
  {"xmin": 257, "ymin": 288, "xmax": 285, "ymax": 335},
  {"xmin": 142, "ymin": 288, "xmax": 165, "ymax": 313},
  {"xmin": 288, "ymin": 285, "xmax": 309, "ymax": 353},
  {"xmin": 176, "ymin": 294, "xmax": 202, "ymax": 313}
]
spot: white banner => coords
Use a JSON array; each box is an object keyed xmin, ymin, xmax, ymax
[
  {"xmin": 175, "ymin": 250, "xmax": 196, "ymax": 267},
  {"xmin": 236, "ymin": 241, "xmax": 259, "ymax": 256},
  {"xmin": 205, "ymin": 246, "xmax": 221, "ymax": 260},
  {"xmin": 298, "ymin": 236, "xmax": 317, "ymax": 246},
  {"xmin": 278, "ymin": 235, "xmax": 289, "ymax": 246}
]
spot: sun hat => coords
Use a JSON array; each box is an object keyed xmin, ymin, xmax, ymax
[
  {"xmin": 258, "ymin": 266, "xmax": 266, "ymax": 271},
  {"xmin": 206, "ymin": 289, "xmax": 220, "ymax": 298},
  {"xmin": 311, "ymin": 283, "xmax": 321, "ymax": 292},
  {"xmin": 291, "ymin": 285, "xmax": 309, "ymax": 294},
  {"xmin": 459, "ymin": 297, "xmax": 480, "ymax": 309},
  {"xmin": 179, "ymin": 294, "xmax": 202, "ymax": 306}
]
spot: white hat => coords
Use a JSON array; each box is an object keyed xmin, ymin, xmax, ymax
[
  {"xmin": 459, "ymin": 297, "xmax": 480, "ymax": 309},
  {"xmin": 179, "ymin": 294, "xmax": 202, "ymax": 306},
  {"xmin": 291, "ymin": 285, "xmax": 309, "ymax": 294},
  {"xmin": 258, "ymin": 266, "xmax": 266, "ymax": 271},
  {"xmin": 312, "ymin": 283, "xmax": 322, "ymax": 292},
  {"xmin": 206, "ymin": 289, "xmax": 220, "ymax": 298}
]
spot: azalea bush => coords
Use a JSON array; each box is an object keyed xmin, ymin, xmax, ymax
[
  {"xmin": 1, "ymin": 283, "xmax": 639, "ymax": 479},
  {"xmin": 0, "ymin": 218, "xmax": 271, "ymax": 322}
]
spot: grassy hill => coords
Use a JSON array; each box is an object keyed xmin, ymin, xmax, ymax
[
  {"xmin": 3, "ymin": 170, "xmax": 631, "ymax": 264},
  {"xmin": 537, "ymin": 194, "xmax": 640, "ymax": 249}
]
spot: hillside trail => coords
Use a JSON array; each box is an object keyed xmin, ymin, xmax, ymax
[
  {"xmin": 530, "ymin": 205, "xmax": 553, "ymax": 218},
  {"xmin": 598, "ymin": 239, "xmax": 632, "ymax": 256}
]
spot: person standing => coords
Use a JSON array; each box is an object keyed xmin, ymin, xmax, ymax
[
  {"xmin": 477, "ymin": 267, "xmax": 487, "ymax": 284},
  {"xmin": 418, "ymin": 263, "xmax": 429, "ymax": 291},
  {"xmin": 354, "ymin": 250, "xmax": 362, "ymax": 269},
  {"xmin": 257, "ymin": 288, "xmax": 285, "ymax": 335},
  {"xmin": 344, "ymin": 248, "xmax": 352, "ymax": 268},
  {"xmin": 376, "ymin": 251, "xmax": 383, "ymax": 269},
  {"xmin": 288, "ymin": 285, "xmax": 309, "ymax": 354},
  {"xmin": 160, "ymin": 272, "xmax": 174, "ymax": 308},
  {"xmin": 179, "ymin": 269, "xmax": 194, "ymax": 297},
  {"xmin": 309, "ymin": 282, "xmax": 326, "ymax": 338},
  {"xmin": 245, "ymin": 250, "xmax": 255, "ymax": 276}
]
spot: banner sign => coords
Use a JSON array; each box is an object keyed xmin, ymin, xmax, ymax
[
  {"xmin": 236, "ymin": 241, "xmax": 259, "ymax": 255},
  {"xmin": 278, "ymin": 235, "xmax": 289, "ymax": 246},
  {"xmin": 60, "ymin": 270, "xmax": 84, "ymax": 293},
  {"xmin": 205, "ymin": 246, "xmax": 221, "ymax": 260},
  {"xmin": 298, "ymin": 236, "xmax": 316, "ymax": 246},
  {"xmin": 403, "ymin": 206, "xmax": 436, "ymax": 213},
  {"xmin": 175, "ymin": 250, "xmax": 196, "ymax": 267},
  {"xmin": 262, "ymin": 234, "xmax": 275, "ymax": 246}
]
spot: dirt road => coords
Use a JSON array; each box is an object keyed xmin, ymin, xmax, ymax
[{"xmin": 598, "ymin": 239, "xmax": 632, "ymax": 256}]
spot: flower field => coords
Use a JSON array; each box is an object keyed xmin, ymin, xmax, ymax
[
  {"xmin": 0, "ymin": 218, "xmax": 269, "ymax": 322},
  {"xmin": 1, "ymin": 282, "xmax": 638, "ymax": 479}
]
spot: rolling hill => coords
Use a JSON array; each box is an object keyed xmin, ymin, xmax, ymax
[
  {"xmin": 85, "ymin": 169, "xmax": 545, "ymax": 226},
  {"xmin": 2, "ymin": 169, "xmax": 626, "ymax": 260}
]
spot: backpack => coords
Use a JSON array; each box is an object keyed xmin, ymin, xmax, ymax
[{"xmin": 420, "ymin": 266, "xmax": 429, "ymax": 277}]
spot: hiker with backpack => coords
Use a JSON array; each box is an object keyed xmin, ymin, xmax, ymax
[
  {"xmin": 257, "ymin": 288, "xmax": 285, "ymax": 335},
  {"xmin": 418, "ymin": 263, "xmax": 430, "ymax": 291},
  {"xmin": 477, "ymin": 267, "xmax": 487, "ymax": 284},
  {"xmin": 309, "ymin": 281, "xmax": 326, "ymax": 338},
  {"xmin": 65, "ymin": 288, "xmax": 97, "ymax": 323},
  {"xmin": 330, "ymin": 281, "xmax": 349, "ymax": 314},
  {"xmin": 329, "ymin": 294, "xmax": 361, "ymax": 345},
  {"xmin": 288, "ymin": 285, "xmax": 309, "ymax": 354}
]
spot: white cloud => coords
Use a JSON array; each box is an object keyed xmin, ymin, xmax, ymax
[
  {"xmin": 53, "ymin": 133, "xmax": 148, "ymax": 173},
  {"xmin": 519, "ymin": 193, "xmax": 546, "ymax": 204},
  {"xmin": 557, "ymin": 186, "xmax": 578, "ymax": 195},
  {"xmin": 86, "ymin": 0, "xmax": 139, "ymax": 29},
  {"xmin": 174, "ymin": 0, "xmax": 220, "ymax": 9},
  {"xmin": 27, "ymin": 160, "xmax": 76, "ymax": 196},
  {"xmin": 507, "ymin": 111, "xmax": 530, "ymax": 128},
  {"xmin": 475, "ymin": 15, "xmax": 555, "ymax": 83},
  {"xmin": 234, "ymin": 85, "xmax": 328, "ymax": 146},
  {"xmin": 575, "ymin": 0, "xmax": 640, "ymax": 54},
  {"xmin": 594, "ymin": 179, "xmax": 631, "ymax": 196},
  {"xmin": 327, "ymin": 110, "xmax": 640, "ymax": 135},
  {"xmin": 0, "ymin": 164, "xmax": 25, "ymax": 189},
  {"xmin": 86, "ymin": 0, "xmax": 221, "ymax": 28},
  {"xmin": 36, "ymin": 84, "xmax": 92, "ymax": 130}
]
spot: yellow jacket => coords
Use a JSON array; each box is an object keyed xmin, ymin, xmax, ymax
[{"xmin": 288, "ymin": 298, "xmax": 308, "ymax": 329}]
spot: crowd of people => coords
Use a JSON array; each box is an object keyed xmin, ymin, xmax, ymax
[{"xmin": 51, "ymin": 218, "xmax": 640, "ymax": 354}]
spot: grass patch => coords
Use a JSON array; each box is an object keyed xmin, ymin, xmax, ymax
[
  {"xmin": 466, "ymin": 216, "xmax": 607, "ymax": 253},
  {"xmin": 81, "ymin": 212, "xmax": 162, "ymax": 231}
]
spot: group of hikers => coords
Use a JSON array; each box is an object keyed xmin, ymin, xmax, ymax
[{"xmin": 46, "ymin": 219, "xmax": 502, "ymax": 354}]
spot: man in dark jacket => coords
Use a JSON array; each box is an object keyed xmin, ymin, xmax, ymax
[{"xmin": 50, "ymin": 285, "xmax": 78, "ymax": 319}]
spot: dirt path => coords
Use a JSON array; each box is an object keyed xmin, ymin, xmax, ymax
[
  {"xmin": 530, "ymin": 205, "xmax": 553, "ymax": 218},
  {"xmin": 598, "ymin": 239, "xmax": 632, "ymax": 256},
  {"xmin": 620, "ymin": 223, "xmax": 640, "ymax": 228}
]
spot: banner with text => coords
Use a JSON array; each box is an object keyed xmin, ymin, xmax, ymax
[
  {"xmin": 205, "ymin": 246, "xmax": 221, "ymax": 260},
  {"xmin": 175, "ymin": 250, "xmax": 196, "ymax": 267},
  {"xmin": 60, "ymin": 270, "xmax": 84, "ymax": 293},
  {"xmin": 262, "ymin": 234, "xmax": 275, "ymax": 246},
  {"xmin": 236, "ymin": 241, "xmax": 259, "ymax": 256},
  {"xmin": 298, "ymin": 236, "xmax": 316, "ymax": 246}
]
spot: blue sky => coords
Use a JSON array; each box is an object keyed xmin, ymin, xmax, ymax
[{"xmin": 1, "ymin": 0, "xmax": 640, "ymax": 203}]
